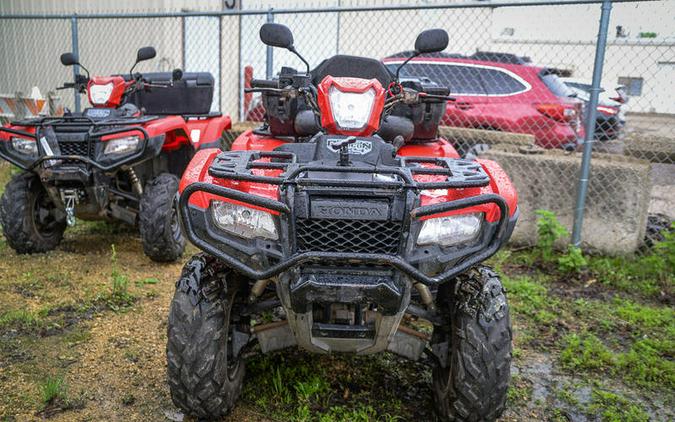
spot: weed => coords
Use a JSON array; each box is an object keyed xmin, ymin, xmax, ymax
[
  {"xmin": 99, "ymin": 244, "xmax": 135, "ymax": 310},
  {"xmin": 557, "ymin": 245, "xmax": 587, "ymax": 274},
  {"xmin": 40, "ymin": 375, "xmax": 66, "ymax": 406},
  {"xmin": 135, "ymin": 277, "xmax": 159, "ymax": 287},
  {"xmin": 121, "ymin": 393, "xmax": 135, "ymax": 406},
  {"xmin": 294, "ymin": 375, "xmax": 329, "ymax": 402},
  {"xmin": 535, "ymin": 209, "xmax": 568, "ymax": 262}
]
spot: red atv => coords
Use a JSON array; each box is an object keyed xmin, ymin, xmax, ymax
[
  {"xmin": 0, "ymin": 47, "xmax": 231, "ymax": 262},
  {"xmin": 168, "ymin": 24, "xmax": 518, "ymax": 421}
]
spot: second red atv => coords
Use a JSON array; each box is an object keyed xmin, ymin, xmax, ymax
[
  {"xmin": 169, "ymin": 25, "xmax": 518, "ymax": 421},
  {"xmin": 0, "ymin": 47, "xmax": 231, "ymax": 262}
]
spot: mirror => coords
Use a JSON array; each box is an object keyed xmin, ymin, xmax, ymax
[
  {"xmin": 259, "ymin": 23, "xmax": 294, "ymax": 49},
  {"xmin": 136, "ymin": 46, "xmax": 157, "ymax": 62},
  {"xmin": 60, "ymin": 52, "xmax": 79, "ymax": 66},
  {"xmin": 414, "ymin": 29, "xmax": 449, "ymax": 54}
]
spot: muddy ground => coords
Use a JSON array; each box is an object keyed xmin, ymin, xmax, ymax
[{"xmin": 0, "ymin": 158, "xmax": 673, "ymax": 421}]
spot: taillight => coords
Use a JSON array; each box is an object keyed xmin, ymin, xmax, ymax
[
  {"xmin": 536, "ymin": 103, "xmax": 576, "ymax": 122},
  {"xmin": 597, "ymin": 105, "xmax": 618, "ymax": 115}
]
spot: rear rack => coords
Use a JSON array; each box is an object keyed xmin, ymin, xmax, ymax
[{"xmin": 208, "ymin": 150, "xmax": 490, "ymax": 190}]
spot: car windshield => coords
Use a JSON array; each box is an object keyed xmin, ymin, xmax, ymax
[{"xmin": 540, "ymin": 72, "xmax": 576, "ymax": 98}]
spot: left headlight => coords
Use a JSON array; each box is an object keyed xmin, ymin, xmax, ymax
[
  {"xmin": 328, "ymin": 86, "xmax": 376, "ymax": 130},
  {"xmin": 89, "ymin": 83, "xmax": 114, "ymax": 105},
  {"xmin": 11, "ymin": 136, "xmax": 38, "ymax": 156},
  {"xmin": 417, "ymin": 212, "xmax": 483, "ymax": 247},
  {"xmin": 103, "ymin": 135, "xmax": 140, "ymax": 155},
  {"xmin": 210, "ymin": 200, "xmax": 278, "ymax": 240}
]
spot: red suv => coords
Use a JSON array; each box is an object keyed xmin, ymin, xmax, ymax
[{"xmin": 383, "ymin": 54, "xmax": 585, "ymax": 149}]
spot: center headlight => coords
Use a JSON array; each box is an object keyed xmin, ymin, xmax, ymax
[
  {"xmin": 103, "ymin": 135, "xmax": 140, "ymax": 155},
  {"xmin": 210, "ymin": 200, "xmax": 278, "ymax": 240},
  {"xmin": 417, "ymin": 212, "xmax": 483, "ymax": 247},
  {"xmin": 328, "ymin": 86, "xmax": 375, "ymax": 130},
  {"xmin": 89, "ymin": 83, "xmax": 114, "ymax": 105},
  {"xmin": 11, "ymin": 136, "xmax": 38, "ymax": 156}
]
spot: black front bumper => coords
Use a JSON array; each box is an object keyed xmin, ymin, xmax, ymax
[
  {"xmin": 0, "ymin": 122, "xmax": 163, "ymax": 176},
  {"xmin": 179, "ymin": 152, "xmax": 518, "ymax": 286}
]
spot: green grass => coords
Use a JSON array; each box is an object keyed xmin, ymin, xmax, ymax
[
  {"xmin": 588, "ymin": 389, "xmax": 649, "ymax": 422},
  {"xmin": 560, "ymin": 332, "xmax": 675, "ymax": 391},
  {"xmin": 502, "ymin": 275, "xmax": 558, "ymax": 325},
  {"xmin": 0, "ymin": 309, "xmax": 43, "ymax": 331},
  {"xmin": 39, "ymin": 375, "xmax": 66, "ymax": 406}
]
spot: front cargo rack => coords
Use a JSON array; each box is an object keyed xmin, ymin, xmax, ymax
[{"xmin": 207, "ymin": 150, "xmax": 490, "ymax": 190}]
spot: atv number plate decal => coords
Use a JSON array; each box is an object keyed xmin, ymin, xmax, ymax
[
  {"xmin": 85, "ymin": 108, "xmax": 111, "ymax": 118},
  {"xmin": 326, "ymin": 138, "xmax": 373, "ymax": 155}
]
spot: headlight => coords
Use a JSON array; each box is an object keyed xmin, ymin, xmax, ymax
[
  {"xmin": 210, "ymin": 200, "xmax": 278, "ymax": 240},
  {"xmin": 89, "ymin": 83, "xmax": 114, "ymax": 105},
  {"xmin": 328, "ymin": 86, "xmax": 376, "ymax": 130},
  {"xmin": 417, "ymin": 213, "xmax": 483, "ymax": 247},
  {"xmin": 103, "ymin": 136, "xmax": 140, "ymax": 155},
  {"xmin": 11, "ymin": 136, "xmax": 38, "ymax": 156}
]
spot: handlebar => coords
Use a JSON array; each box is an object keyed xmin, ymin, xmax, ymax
[{"xmin": 250, "ymin": 78, "xmax": 278, "ymax": 89}]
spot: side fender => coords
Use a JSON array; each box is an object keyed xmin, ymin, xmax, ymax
[
  {"xmin": 476, "ymin": 158, "xmax": 518, "ymax": 217},
  {"xmin": 144, "ymin": 116, "xmax": 190, "ymax": 151},
  {"xmin": 185, "ymin": 115, "xmax": 233, "ymax": 150}
]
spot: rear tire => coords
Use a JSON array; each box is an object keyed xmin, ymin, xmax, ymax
[
  {"xmin": 166, "ymin": 254, "xmax": 245, "ymax": 420},
  {"xmin": 0, "ymin": 172, "xmax": 65, "ymax": 253},
  {"xmin": 431, "ymin": 266, "xmax": 512, "ymax": 422},
  {"xmin": 139, "ymin": 173, "xmax": 185, "ymax": 262}
]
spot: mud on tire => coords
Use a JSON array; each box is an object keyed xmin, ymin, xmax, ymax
[
  {"xmin": 166, "ymin": 254, "xmax": 245, "ymax": 420},
  {"xmin": 0, "ymin": 172, "xmax": 66, "ymax": 253},
  {"xmin": 139, "ymin": 173, "xmax": 185, "ymax": 262},
  {"xmin": 431, "ymin": 266, "xmax": 512, "ymax": 422}
]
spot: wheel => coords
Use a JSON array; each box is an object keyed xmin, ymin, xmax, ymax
[
  {"xmin": 166, "ymin": 254, "xmax": 245, "ymax": 420},
  {"xmin": 431, "ymin": 266, "xmax": 512, "ymax": 422},
  {"xmin": 0, "ymin": 172, "xmax": 66, "ymax": 253},
  {"xmin": 139, "ymin": 173, "xmax": 185, "ymax": 262}
]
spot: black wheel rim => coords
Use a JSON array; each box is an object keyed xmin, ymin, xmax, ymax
[{"xmin": 30, "ymin": 187, "xmax": 61, "ymax": 239}]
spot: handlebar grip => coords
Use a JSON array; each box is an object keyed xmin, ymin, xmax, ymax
[{"xmin": 250, "ymin": 79, "xmax": 278, "ymax": 89}]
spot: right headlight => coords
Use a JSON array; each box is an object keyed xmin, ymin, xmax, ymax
[
  {"xmin": 11, "ymin": 136, "xmax": 38, "ymax": 157},
  {"xmin": 103, "ymin": 135, "xmax": 140, "ymax": 156},
  {"xmin": 210, "ymin": 200, "xmax": 278, "ymax": 240},
  {"xmin": 417, "ymin": 212, "xmax": 483, "ymax": 247}
]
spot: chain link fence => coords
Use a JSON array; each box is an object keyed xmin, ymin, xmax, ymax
[{"xmin": 0, "ymin": 0, "xmax": 673, "ymax": 254}]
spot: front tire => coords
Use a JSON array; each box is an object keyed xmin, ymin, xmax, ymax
[
  {"xmin": 431, "ymin": 266, "xmax": 512, "ymax": 422},
  {"xmin": 139, "ymin": 173, "xmax": 185, "ymax": 262},
  {"xmin": 0, "ymin": 172, "xmax": 66, "ymax": 253},
  {"xmin": 166, "ymin": 254, "xmax": 245, "ymax": 420}
]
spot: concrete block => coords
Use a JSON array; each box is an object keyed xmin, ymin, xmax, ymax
[
  {"xmin": 480, "ymin": 145, "xmax": 652, "ymax": 255},
  {"xmin": 623, "ymin": 133, "xmax": 675, "ymax": 164}
]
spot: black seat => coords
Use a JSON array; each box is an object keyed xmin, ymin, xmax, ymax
[{"xmin": 311, "ymin": 55, "xmax": 394, "ymax": 87}]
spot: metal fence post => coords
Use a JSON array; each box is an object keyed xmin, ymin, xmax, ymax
[
  {"xmin": 571, "ymin": 0, "xmax": 612, "ymax": 247},
  {"xmin": 70, "ymin": 14, "xmax": 81, "ymax": 113},
  {"xmin": 266, "ymin": 8, "xmax": 274, "ymax": 79}
]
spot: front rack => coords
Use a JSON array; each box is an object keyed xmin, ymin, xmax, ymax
[{"xmin": 207, "ymin": 150, "xmax": 490, "ymax": 190}]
